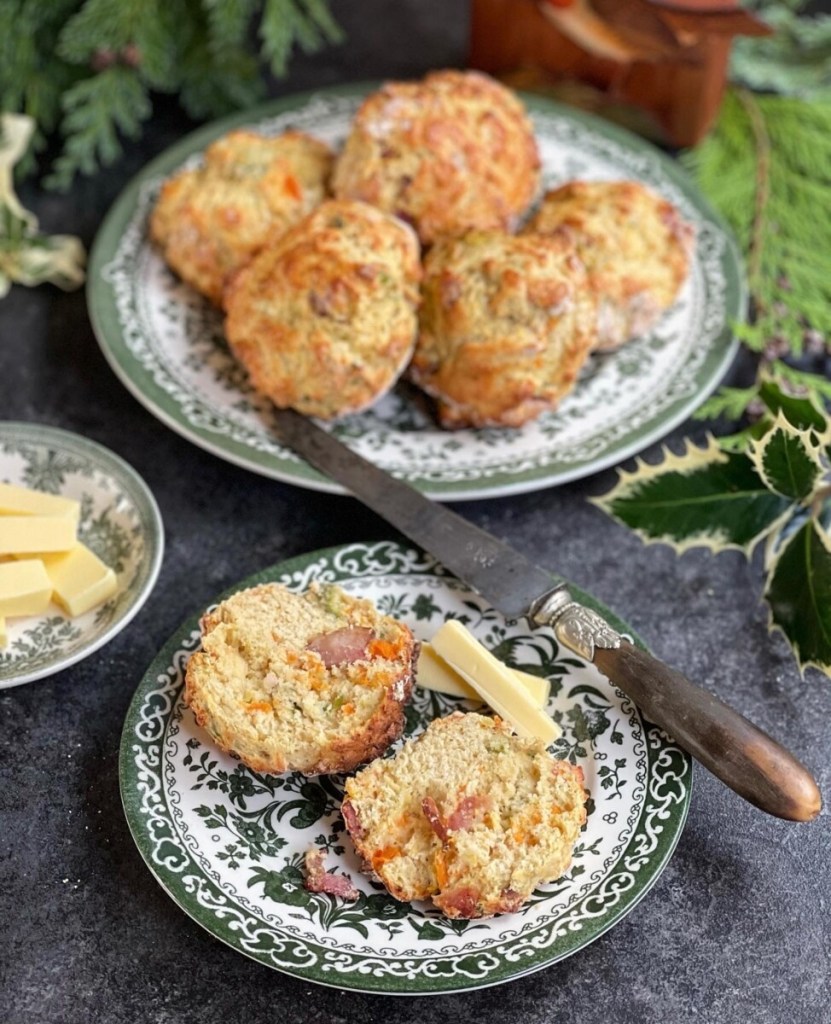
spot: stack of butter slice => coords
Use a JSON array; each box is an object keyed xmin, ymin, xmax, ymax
[
  {"xmin": 0, "ymin": 483, "xmax": 117, "ymax": 645},
  {"xmin": 418, "ymin": 620, "xmax": 562, "ymax": 744}
]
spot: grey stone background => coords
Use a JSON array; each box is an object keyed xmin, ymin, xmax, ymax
[{"xmin": 1, "ymin": 2, "xmax": 828, "ymax": 1022}]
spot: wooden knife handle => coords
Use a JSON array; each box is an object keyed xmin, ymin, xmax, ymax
[{"xmin": 593, "ymin": 642, "xmax": 822, "ymax": 822}]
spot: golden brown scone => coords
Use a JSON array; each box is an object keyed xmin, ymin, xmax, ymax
[
  {"xmin": 332, "ymin": 70, "xmax": 540, "ymax": 245},
  {"xmin": 409, "ymin": 230, "xmax": 596, "ymax": 429},
  {"xmin": 342, "ymin": 712, "xmax": 587, "ymax": 919},
  {"xmin": 523, "ymin": 180, "xmax": 694, "ymax": 351},
  {"xmin": 184, "ymin": 582, "xmax": 417, "ymax": 775},
  {"xmin": 149, "ymin": 129, "xmax": 333, "ymax": 305},
  {"xmin": 223, "ymin": 199, "xmax": 421, "ymax": 419}
]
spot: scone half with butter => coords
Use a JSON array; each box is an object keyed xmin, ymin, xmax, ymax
[
  {"xmin": 184, "ymin": 582, "xmax": 417, "ymax": 775},
  {"xmin": 342, "ymin": 712, "xmax": 587, "ymax": 919}
]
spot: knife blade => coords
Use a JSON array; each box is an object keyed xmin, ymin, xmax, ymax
[{"xmin": 271, "ymin": 407, "xmax": 822, "ymax": 823}]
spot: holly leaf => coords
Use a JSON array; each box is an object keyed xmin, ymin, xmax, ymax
[
  {"xmin": 766, "ymin": 518, "xmax": 831, "ymax": 675},
  {"xmin": 758, "ymin": 379, "xmax": 827, "ymax": 434},
  {"xmin": 748, "ymin": 412, "xmax": 826, "ymax": 500},
  {"xmin": 592, "ymin": 436, "xmax": 795, "ymax": 555}
]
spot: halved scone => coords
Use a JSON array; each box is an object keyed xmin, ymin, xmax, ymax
[
  {"xmin": 184, "ymin": 582, "xmax": 416, "ymax": 775},
  {"xmin": 342, "ymin": 712, "xmax": 587, "ymax": 918}
]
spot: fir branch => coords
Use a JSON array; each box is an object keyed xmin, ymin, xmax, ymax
[
  {"xmin": 177, "ymin": 34, "xmax": 265, "ymax": 120},
  {"xmin": 695, "ymin": 386, "xmax": 760, "ymax": 422},
  {"xmin": 732, "ymin": 2, "xmax": 831, "ymax": 97},
  {"xmin": 260, "ymin": 0, "xmax": 344, "ymax": 78},
  {"xmin": 684, "ymin": 88, "xmax": 831, "ymax": 356},
  {"xmin": 734, "ymin": 88, "xmax": 769, "ymax": 294},
  {"xmin": 45, "ymin": 66, "xmax": 151, "ymax": 190},
  {"xmin": 1, "ymin": 0, "xmax": 342, "ymax": 188},
  {"xmin": 0, "ymin": 0, "xmax": 81, "ymax": 175},
  {"xmin": 204, "ymin": 0, "xmax": 259, "ymax": 53},
  {"xmin": 57, "ymin": 0, "xmax": 147, "ymax": 62}
]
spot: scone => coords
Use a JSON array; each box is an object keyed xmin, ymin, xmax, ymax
[
  {"xmin": 332, "ymin": 70, "xmax": 540, "ymax": 245},
  {"xmin": 342, "ymin": 712, "xmax": 587, "ymax": 919},
  {"xmin": 184, "ymin": 581, "xmax": 417, "ymax": 775},
  {"xmin": 523, "ymin": 180, "xmax": 694, "ymax": 351},
  {"xmin": 410, "ymin": 230, "xmax": 596, "ymax": 428},
  {"xmin": 149, "ymin": 129, "xmax": 333, "ymax": 305},
  {"xmin": 224, "ymin": 199, "xmax": 422, "ymax": 419}
]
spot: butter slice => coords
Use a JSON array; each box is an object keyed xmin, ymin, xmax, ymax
[
  {"xmin": 40, "ymin": 543, "xmax": 117, "ymax": 617},
  {"xmin": 417, "ymin": 642, "xmax": 550, "ymax": 708},
  {"xmin": 0, "ymin": 482, "xmax": 79, "ymax": 522},
  {"xmin": 0, "ymin": 515, "xmax": 76, "ymax": 555},
  {"xmin": 0, "ymin": 559, "xmax": 52, "ymax": 617},
  {"xmin": 430, "ymin": 620, "xmax": 561, "ymax": 744}
]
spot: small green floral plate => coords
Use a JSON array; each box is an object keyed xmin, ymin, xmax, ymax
[
  {"xmin": 0, "ymin": 423, "xmax": 164, "ymax": 688},
  {"xmin": 120, "ymin": 540, "xmax": 690, "ymax": 994},
  {"xmin": 88, "ymin": 84, "xmax": 744, "ymax": 501}
]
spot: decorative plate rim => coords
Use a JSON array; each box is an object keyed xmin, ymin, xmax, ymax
[
  {"xmin": 88, "ymin": 82, "xmax": 746, "ymax": 502},
  {"xmin": 0, "ymin": 421, "xmax": 164, "ymax": 688},
  {"xmin": 119, "ymin": 540, "xmax": 691, "ymax": 994}
]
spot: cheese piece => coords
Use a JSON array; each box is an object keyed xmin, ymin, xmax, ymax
[
  {"xmin": 0, "ymin": 559, "xmax": 53, "ymax": 617},
  {"xmin": 39, "ymin": 543, "xmax": 117, "ymax": 617},
  {"xmin": 0, "ymin": 515, "xmax": 76, "ymax": 555},
  {"xmin": 0, "ymin": 616, "xmax": 6, "ymax": 648},
  {"xmin": 417, "ymin": 642, "xmax": 551, "ymax": 707},
  {"xmin": 430, "ymin": 620, "xmax": 562, "ymax": 744},
  {"xmin": 0, "ymin": 482, "xmax": 79, "ymax": 522}
]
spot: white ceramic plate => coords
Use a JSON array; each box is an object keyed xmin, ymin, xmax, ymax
[
  {"xmin": 89, "ymin": 84, "xmax": 744, "ymax": 500},
  {"xmin": 120, "ymin": 541, "xmax": 691, "ymax": 993},
  {"xmin": 0, "ymin": 423, "xmax": 164, "ymax": 688}
]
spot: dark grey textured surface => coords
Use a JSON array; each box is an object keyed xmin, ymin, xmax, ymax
[{"xmin": 1, "ymin": 4, "xmax": 828, "ymax": 1021}]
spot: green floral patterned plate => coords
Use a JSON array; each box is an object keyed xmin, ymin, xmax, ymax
[
  {"xmin": 0, "ymin": 423, "xmax": 163, "ymax": 688},
  {"xmin": 120, "ymin": 540, "xmax": 690, "ymax": 993},
  {"xmin": 88, "ymin": 84, "xmax": 744, "ymax": 501}
]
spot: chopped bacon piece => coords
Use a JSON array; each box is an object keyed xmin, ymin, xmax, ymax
[
  {"xmin": 306, "ymin": 626, "xmax": 373, "ymax": 667},
  {"xmin": 446, "ymin": 794, "xmax": 489, "ymax": 832},
  {"xmin": 341, "ymin": 799, "xmax": 365, "ymax": 840},
  {"xmin": 498, "ymin": 887, "xmax": 525, "ymax": 913},
  {"xmin": 438, "ymin": 885, "xmax": 480, "ymax": 919},
  {"xmin": 421, "ymin": 796, "xmax": 450, "ymax": 846},
  {"xmin": 303, "ymin": 848, "xmax": 360, "ymax": 900}
]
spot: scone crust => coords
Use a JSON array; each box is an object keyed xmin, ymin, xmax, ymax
[
  {"xmin": 342, "ymin": 712, "xmax": 587, "ymax": 919},
  {"xmin": 410, "ymin": 230, "xmax": 596, "ymax": 428},
  {"xmin": 223, "ymin": 199, "xmax": 422, "ymax": 419},
  {"xmin": 149, "ymin": 129, "xmax": 333, "ymax": 305},
  {"xmin": 332, "ymin": 70, "xmax": 540, "ymax": 245},
  {"xmin": 523, "ymin": 180, "xmax": 694, "ymax": 351},
  {"xmin": 184, "ymin": 582, "xmax": 416, "ymax": 775}
]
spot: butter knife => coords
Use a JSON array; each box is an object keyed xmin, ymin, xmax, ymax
[{"xmin": 271, "ymin": 408, "xmax": 822, "ymax": 822}]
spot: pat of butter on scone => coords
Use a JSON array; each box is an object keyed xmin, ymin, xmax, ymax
[
  {"xmin": 417, "ymin": 642, "xmax": 550, "ymax": 708},
  {"xmin": 39, "ymin": 543, "xmax": 117, "ymax": 616},
  {"xmin": 0, "ymin": 482, "xmax": 80, "ymax": 522},
  {"xmin": 0, "ymin": 515, "xmax": 77, "ymax": 555},
  {"xmin": 0, "ymin": 559, "xmax": 53, "ymax": 617},
  {"xmin": 430, "ymin": 620, "xmax": 562, "ymax": 744}
]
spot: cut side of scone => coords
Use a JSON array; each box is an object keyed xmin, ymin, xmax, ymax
[
  {"xmin": 342, "ymin": 712, "xmax": 587, "ymax": 918},
  {"xmin": 184, "ymin": 582, "xmax": 416, "ymax": 775}
]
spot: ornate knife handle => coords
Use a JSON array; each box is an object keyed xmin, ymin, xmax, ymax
[{"xmin": 530, "ymin": 586, "xmax": 822, "ymax": 823}]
